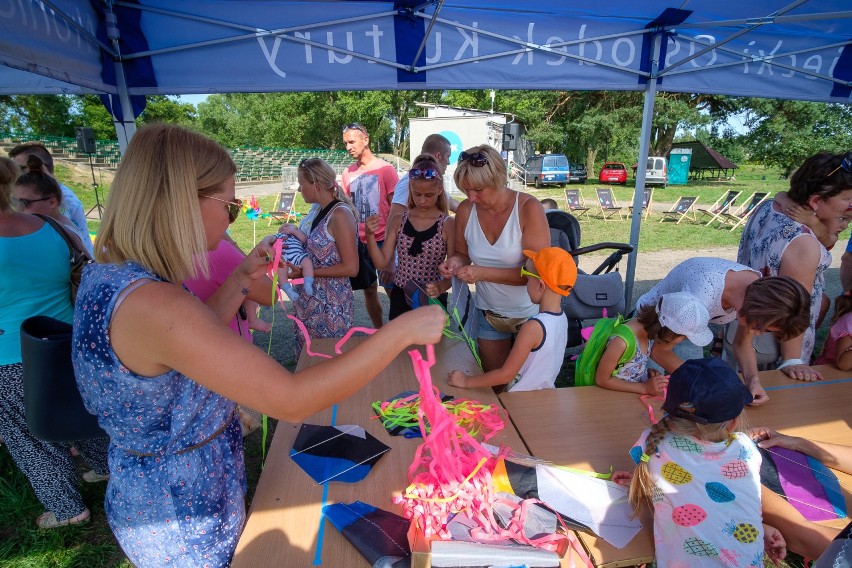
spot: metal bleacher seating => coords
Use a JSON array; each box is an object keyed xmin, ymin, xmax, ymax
[{"xmin": 3, "ymin": 132, "xmax": 351, "ymax": 184}]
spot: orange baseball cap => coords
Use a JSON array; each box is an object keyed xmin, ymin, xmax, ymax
[{"xmin": 522, "ymin": 247, "xmax": 577, "ymax": 296}]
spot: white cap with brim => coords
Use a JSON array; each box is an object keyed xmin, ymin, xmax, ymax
[{"xmin": 656, "ymin": 291, "xmax": 714, "ymax": 346}]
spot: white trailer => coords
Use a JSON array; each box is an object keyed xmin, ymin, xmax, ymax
[{"xmin": 408, "ymin": 104, "xmax": 518, "ymax": 195}]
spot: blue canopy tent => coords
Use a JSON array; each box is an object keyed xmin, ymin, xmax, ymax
[{"xmin": 2, "ymin": 0, "xmax": 851, "ymax": 303}]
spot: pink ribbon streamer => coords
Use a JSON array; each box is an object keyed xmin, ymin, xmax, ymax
[
  {"xmin": 397, "ymin": 346, "xmax": 586, "ymax": 562},
  {"xmin": 639, "ymin": 388, "xmax": 667, "ymax": 425}
]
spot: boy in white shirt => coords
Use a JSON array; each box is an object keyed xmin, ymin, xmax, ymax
[{"xmin": 448, "ymin": 247, "xmax": 575, "ymax": 392}]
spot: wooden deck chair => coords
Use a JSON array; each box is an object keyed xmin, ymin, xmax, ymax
[
  {"xmin": 696, "ymin": 190, "xmax": 741, "ymax": 225},
  {"xmin": 563, "ymin": 188, "xmax": 590, "ymax": 219},
  {"xmin": 629, "ymin": 188, "xmax": 654, "ymax": 220},
  {"xmin": 658, "ymin": 196, "xmax": 699, "ymax": 224},
  {"xmin": 715, "ymin": 192, "xmax": 770, "ymax": 231},
  {"xmin": 267, "ymin": 191, "xmax": 296, "ymax": 226},
  {"xmin": 595, "ymin": 187, "xmax": 624, "ymax": 220}
]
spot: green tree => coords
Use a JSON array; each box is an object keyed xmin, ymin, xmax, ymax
[
  {"xmin": 743, "ymin": 99, "xmax": 852, "ymax": 176},
  {"xmin": 0, "ymin": 95, "xmax": 75, "ymax": 136}
]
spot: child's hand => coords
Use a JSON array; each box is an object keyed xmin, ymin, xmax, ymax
[
  {"xmin": 447, "ymin": 370, "xmax": 468, "ymax": 388},
  {"xmin": 424, "ymin": 282, "xmax": 439, "ymax": 298},
  {"xmin": 762, "ymin": 523, "xmax": 787, "ymax": 563},
  {"xmin": 276, "ymin": 224, "xmax": 295, "ymax": 237},
  {"xmin": 644, "ymin": 372, "xmax": 668, "ymax": 395},
  {"xmin": 611, "ymin": 471, "xmax": 633, "ymax": 486},
  {"xmin": 785, "ymin": 203, "xmax": 818, "ymax": 226},
  {"xmin": 424, "ymin": 281, "xmax": 448, "ymax": 298},
  {"xmin": 364, "ymin": 215, "xmax": 380, "ymax": 236}
]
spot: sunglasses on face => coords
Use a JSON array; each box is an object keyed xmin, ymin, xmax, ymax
[
  {"xmin": 202, "ymin": 195, "xmax": 243, "ymax": 223},
  {"xmin": 342, "ymin": 123, "xmax": 368, "ymax": 135},
  {"xmin": 410, "ymin": 168, "xmax": 439, "ymax": 180},
  {"xmin": 459, "ymin": 151, "xmax": 488, "ymax": 167},
  {"xmin": 12, "ymin": 196, "xmax": 52, "ymax": 209},
  {"xmin": 520, "ymin": 266, "xmax": 541, "ymax": 280},
  {"xmin": 822, "ymin": 152, "xmax": 852, "ymax": 181}
]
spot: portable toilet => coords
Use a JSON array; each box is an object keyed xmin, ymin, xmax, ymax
[{"xmin": 668, "ymin": 147, "xmax": 692, "ymax": 185}]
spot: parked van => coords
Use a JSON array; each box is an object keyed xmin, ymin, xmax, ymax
[
  {"xmin": 645, "ymin": 156, "xmax": 668, "ymax": 187},
  {"xmin": 522, "ymin": 154, "xmax": 570, "ymax": 188}
]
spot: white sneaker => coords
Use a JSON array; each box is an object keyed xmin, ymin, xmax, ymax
[{"xmin": 82, "ymin": 470, "xmax": 110, "ymax": 483}]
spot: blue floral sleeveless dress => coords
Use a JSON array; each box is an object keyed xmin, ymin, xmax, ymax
[
  {"xmin": 293, "ymin": 202, "xmax": 355, "ymax": 360},
  {"xmin": 738, "ymin": 201, "xmax": 831, "ymax": 362},
  {"xmin": 72, "ymin": 262, "xmax": 246, "ymax": 568}
]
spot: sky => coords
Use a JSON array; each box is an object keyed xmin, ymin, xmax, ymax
[{"xmin": 177, "ymin": 94, "xmax": 209, "ymax": 107}]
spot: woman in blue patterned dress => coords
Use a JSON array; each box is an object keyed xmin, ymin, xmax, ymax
[
  {"xmin": 738, "ymin": 151, "xmax": 852, "ymax": 382},
  {"xmin": 290, "ymin": 158, "xmax": 359, "ymax": 360},
  {"xmin": 71, "ymin": 124, "xmax": 446, "ymax": 567}
]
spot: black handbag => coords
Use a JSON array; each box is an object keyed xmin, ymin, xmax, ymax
[
  {"xmin": 20, "ymin": 316, "xmax": 107, "ymax": 442},
  {"xmin": 350, "ymin": 240, "xmax": 378, "ymax": 291}
]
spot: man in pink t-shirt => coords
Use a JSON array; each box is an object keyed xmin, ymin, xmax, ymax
[{"xmin": 341, "ymin": 122, "xmax": 399, "ymax": 328}]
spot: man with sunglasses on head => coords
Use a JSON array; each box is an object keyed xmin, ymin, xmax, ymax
[
  {"xmin": 389, "ymin": 133, "xmax": 460, "ymax": 219},
  {"xmin": 341, "ymin": 122, "xmax": 400, "ymax": 328},
  {"xmin": 8, "ymin": 142, "xmax": 88, "ymax": 239}
]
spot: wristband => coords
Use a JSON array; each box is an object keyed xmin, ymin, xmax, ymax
[{"xmin": 777, "ymin": 358, "xmax": 805, "ymax": 370}]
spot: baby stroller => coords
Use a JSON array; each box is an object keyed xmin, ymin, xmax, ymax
[{"xmin": 546, "ymin": 210, "xmax": 634, "ymax": 347}]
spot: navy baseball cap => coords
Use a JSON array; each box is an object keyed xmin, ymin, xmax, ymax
[{"xmin": 662, "ymin": 358, "xmax": 753, "ymax": 425}]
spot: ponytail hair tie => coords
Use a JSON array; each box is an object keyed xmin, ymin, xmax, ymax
[
  {"xmin": 844, "ymin": 290, "xmax": 851, "ymax": 297},
  {"xmin": 640, "ymin": 453, "xmax": 651, "ymax": 463}
]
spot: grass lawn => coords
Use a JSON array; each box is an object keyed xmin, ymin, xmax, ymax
[
  {"xmin": 1, "ymin": 162, "xmax": 808, "ymax": 567},
  {"xmin": 57, "ymin": 162, "xmax": 791, "ymax": 255}
]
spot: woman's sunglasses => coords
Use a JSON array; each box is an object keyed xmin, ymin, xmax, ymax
[
  {"xmin": 12, "ymin": 196, "xmax": 53, "ymax": 209},
  {"xmin": 459, "ymin": 151, "xmax": 488, "ymax": 167},
  {"xmin": 202, "ymin": 195, "xmax": 243, "ymax": 223},
  {"xmin": 410, "ymin": 168, "xmax": 440, "ymax": 180}
]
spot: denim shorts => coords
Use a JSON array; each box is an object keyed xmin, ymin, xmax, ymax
[{"xmin": 476, "ymin": 307, "xmax": 516, "ymax": 341}]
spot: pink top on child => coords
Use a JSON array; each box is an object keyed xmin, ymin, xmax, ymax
[
  {"xmin": 813, "ymin": 311, "xmax": 852, "ymax": 366},
  {"xmin": 184, "ymin": 239, "xmax": 253, "ymax": 343}
]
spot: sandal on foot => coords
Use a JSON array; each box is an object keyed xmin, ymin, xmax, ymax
[{"xmin": 37, "ymin": 508, "xmax": 90, "ymax": 529}]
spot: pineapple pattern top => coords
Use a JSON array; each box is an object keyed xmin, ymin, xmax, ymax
[{"xmin": 630, "ymin": 430, "xmax": 765, "ymax": 567}]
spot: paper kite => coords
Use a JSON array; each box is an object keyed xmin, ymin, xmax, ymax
[
  {"xmin": 323, "ymin": 501, "xmax": 411, "ymax": 567},
  {"xmin": 759, "ymin": 446, "xmax": 847, "ymax": 522},
  {"xmin": 289, "ymin": 424, "xmax": 390, "ymax": 485}
]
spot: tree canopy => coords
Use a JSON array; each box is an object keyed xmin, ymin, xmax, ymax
[{"xmin": 1, "ymin": 91, "xmax": 846, "ymax": 175}]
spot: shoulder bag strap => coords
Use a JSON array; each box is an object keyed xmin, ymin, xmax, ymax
[{"xmin": 34, "ymin": 214, "xmax": 91, "ymax": 261}]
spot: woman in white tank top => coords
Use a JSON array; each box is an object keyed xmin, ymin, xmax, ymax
[{"xmin": 439, "ymin": 145, "xmax": 550, "ymax": 371}]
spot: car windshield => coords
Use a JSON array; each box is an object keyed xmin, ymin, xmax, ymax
[
  {"xmin": 647, "ymin": 158, "xmax": 665, "ymax": 169},
  {"xmin": 606, "ymin": 164, "xmax": 624, "ymax": 170}
]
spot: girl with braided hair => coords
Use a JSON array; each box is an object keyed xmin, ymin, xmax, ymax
[{"xmin": 614, "ymin": 358, "xmax": 786, "ymax": 567}]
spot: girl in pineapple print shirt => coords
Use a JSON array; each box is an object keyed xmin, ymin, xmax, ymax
[{"xmin": 616, "ymin": 358, "xmax": 784, "ymax": 567}]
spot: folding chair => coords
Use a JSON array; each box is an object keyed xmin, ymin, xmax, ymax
[
  {"xmin": 267, "ymin": 191, "xmax": 296, "ymax": 226},
  {"xmin": 563, "ymin": 188, "xmax": 590, "ymax": 219},
  {"xmin": 595, "ymin": 187, "xmax": 624, "ymax": 220},
  {"xmin": 658, "ymin": 196, "xmax": 699, "ymax": 224},
  {"xmin": 696, "ymin": 190, "xmax": 741, "ymax": 226},
  {"xmin": 628, "ymin": 188, "xmax": 653, "ymax": 220},
  {"xmin": 714, "ymin": 192, "xmax": 770, "ymax": 231}
]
